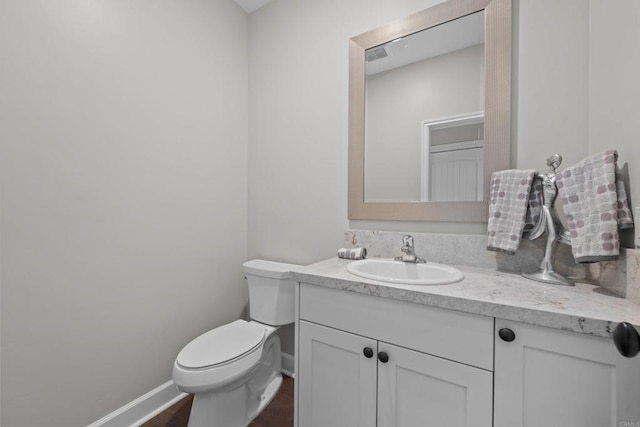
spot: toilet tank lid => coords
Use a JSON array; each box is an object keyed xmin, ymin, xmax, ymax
[{"xmin": 243, "ymin": 259, "xmax": 303, "ymax": 279}]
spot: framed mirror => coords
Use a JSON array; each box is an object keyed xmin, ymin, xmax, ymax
[{"xmin": 348, "ymin": 0, "xmax": 511, "ymax": 222}]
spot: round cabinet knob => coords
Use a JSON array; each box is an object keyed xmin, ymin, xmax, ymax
[
  {"xmin": 363, "ymin": 347, "xmax": 374, "ymax": 359},
  {"xmin": 498, "ymin": 328, "xmax": 516, "ymax": 342},
  {"xmin": 613, "ymin": 322, "xmax": 640, "ymax": 358},
  {"xmin": 378, "ymin": 351, "xmax": 389, "ymax": 363}
]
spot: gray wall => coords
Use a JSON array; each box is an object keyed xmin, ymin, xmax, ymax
[
  {"xmin": 589, "ymin": 0, "xmax": 640, "ymax": 249},
  {"xmin": 516, "ymin": 0, "xmax": 639, "ymax": 247},
  {"xmin": 249, "ymin": 0, "xmax": 435, "ymax": 263},
  {"xmin": 515, "ymin": 0, "xmax": 589, "ymax": 170},
  {"xmin": 0, "ymin": 0, "xmax": 249, "ymax": 425},
  {"xmin": 250, "ymin": 0, "xmax": 640, "ymax": 246},
  {"xmin": 1, "ymin": 0, "xmax": 639, "ymax": 425},
  {"xmin": 249, "ymin": 0, "xmax": 640, "ymax": 350}
]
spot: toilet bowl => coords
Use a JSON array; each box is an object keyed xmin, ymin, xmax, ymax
[{"xmin": 172, "ymin": 259, "xmax": 301, "ymax": 427}]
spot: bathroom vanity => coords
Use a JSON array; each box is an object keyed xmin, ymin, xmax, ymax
[{"xmin": 290, "ymin": 258, "xmax": 640, "ymax": 427}]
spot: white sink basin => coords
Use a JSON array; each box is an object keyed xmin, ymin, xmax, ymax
[{"xmin": 346, "ymin": 258, "xmax": 464, "ymax": 285}]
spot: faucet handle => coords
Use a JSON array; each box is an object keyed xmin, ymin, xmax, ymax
[{"xmin": 396, "ymin": 235, "xmax": 426, "ymax": 263}]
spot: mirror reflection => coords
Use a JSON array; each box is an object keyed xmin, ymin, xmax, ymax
[{"xmin": 364, "ymin": 11, "xmax": 485, "ymax": 202}]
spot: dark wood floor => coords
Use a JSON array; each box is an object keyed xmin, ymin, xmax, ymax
[{"xmin": 142, "ymin": 376, "xmax": 294, "ymax": 427}]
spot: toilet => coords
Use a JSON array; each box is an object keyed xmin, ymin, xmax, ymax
[{"xmin": 172, "ymin": 259, "xmax": 301, "ymax": 427}]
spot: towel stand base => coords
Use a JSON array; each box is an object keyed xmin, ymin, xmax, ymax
[{"xmin": 522, "ymin": 269, "xmax": 574, "ymax": 286}]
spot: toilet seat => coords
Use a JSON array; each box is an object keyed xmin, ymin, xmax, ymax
[
  {"xmin": 177, "ymin": 320, "xmax": 266, "ymax": 370},
  {"xmin": 173, "ymin": 321, "xmax": 278, "ymax": 394}
]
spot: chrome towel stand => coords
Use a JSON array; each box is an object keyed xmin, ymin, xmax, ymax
[
  {"xmin": 522, "ymin": 154, "xmax": 574, "ymax": 286},
  {"xmin": 520, "ymin": 155, "xmax": 640, "ymax": 358}
]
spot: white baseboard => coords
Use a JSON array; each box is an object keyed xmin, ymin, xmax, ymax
[
  {"xmin": 281, "ymin": 352, "xmax": 295, "ymax": 378},
  {"xmin": 88, "ymin": 353, "xmax": 295, "ymax": 427},
  {"xmin": 87, "ymin": 380, "xmax": 188, "ymax": 427}
]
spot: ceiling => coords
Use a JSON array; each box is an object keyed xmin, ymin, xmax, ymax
[
  {"xmin": 233, "ymin": 0, "xmax": 273, "ymax": 14},
  {"xmin": 366, "ymin": 11, "xmax": 484, "ymax": 76}
]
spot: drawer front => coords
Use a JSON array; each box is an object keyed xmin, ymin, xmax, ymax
[{"xmin": 299, "ymin": 283, "xmax": 493, "ymax": 370}]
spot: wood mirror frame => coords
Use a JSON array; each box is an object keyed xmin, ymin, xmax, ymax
[{"xmin": 348, "ymin": 0, "xmax": 511, "ymax": 222}]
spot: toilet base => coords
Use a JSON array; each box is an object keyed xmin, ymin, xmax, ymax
[{"xmin": 186, "ymin": 333, "xmax": 282, "ymax": 427}]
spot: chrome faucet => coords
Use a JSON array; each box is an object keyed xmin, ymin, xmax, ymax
[{"xmin": 394, "ymin": 235, "xmax": 426, "ymax": 263}]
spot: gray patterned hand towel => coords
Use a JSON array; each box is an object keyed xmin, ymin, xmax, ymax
[
  {"xmin": 555, "ymin": 150, "xmax": 634, "ymax": 263},
  {"xmin": 487, "ymin": 169, "xmax": 538, "ymax": 253}
]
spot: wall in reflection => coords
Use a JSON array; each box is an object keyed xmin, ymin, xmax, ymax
[{"xmin": 365, "ymin": 44, "xmax": 484, "ymax": 202}]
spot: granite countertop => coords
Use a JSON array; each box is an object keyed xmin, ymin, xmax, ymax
[{"xmin": 290, "ymin": 257, "xmax": 640, "ymax": 339}]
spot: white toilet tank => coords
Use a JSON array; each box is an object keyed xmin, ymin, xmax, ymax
[{"xmin": 243, "ymin": 259, "xmax": 302, "ymax": 326}]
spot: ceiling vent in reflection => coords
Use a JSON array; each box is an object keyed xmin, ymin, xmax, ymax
[{"xmin": 365, "ymin": 46, "xmax": 388, "ymax": 62}]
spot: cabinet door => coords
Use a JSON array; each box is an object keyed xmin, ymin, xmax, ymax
[
  {"xmin": 495, "ymin": 319, "xmax": 640, "ymax": 427},
  {"xmin": 298, "ymin": 320, "xmax": 377, "ymax": 427},
  {"xmin": 377, "ymin": 342, "xmax": 493, "ymax": 427}
]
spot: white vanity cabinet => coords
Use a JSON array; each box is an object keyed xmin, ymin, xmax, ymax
[
  {"xmin": 293, "ymin": 259, "xmax": 640, "ymax": 427},
  {"xmin": 376, "ymin": 340, "xmax": 493, "ymax": 427},
  {"xmin": 296, "ymin": 283, "xmax": 494, "ymax": 427},
  {"xmin": 494, "ymin": 319, "xmax": 640, "ymax": 427},
  {"xmin": 297, "ymin": 320, "xmax": 376, "ymax": 427}
]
